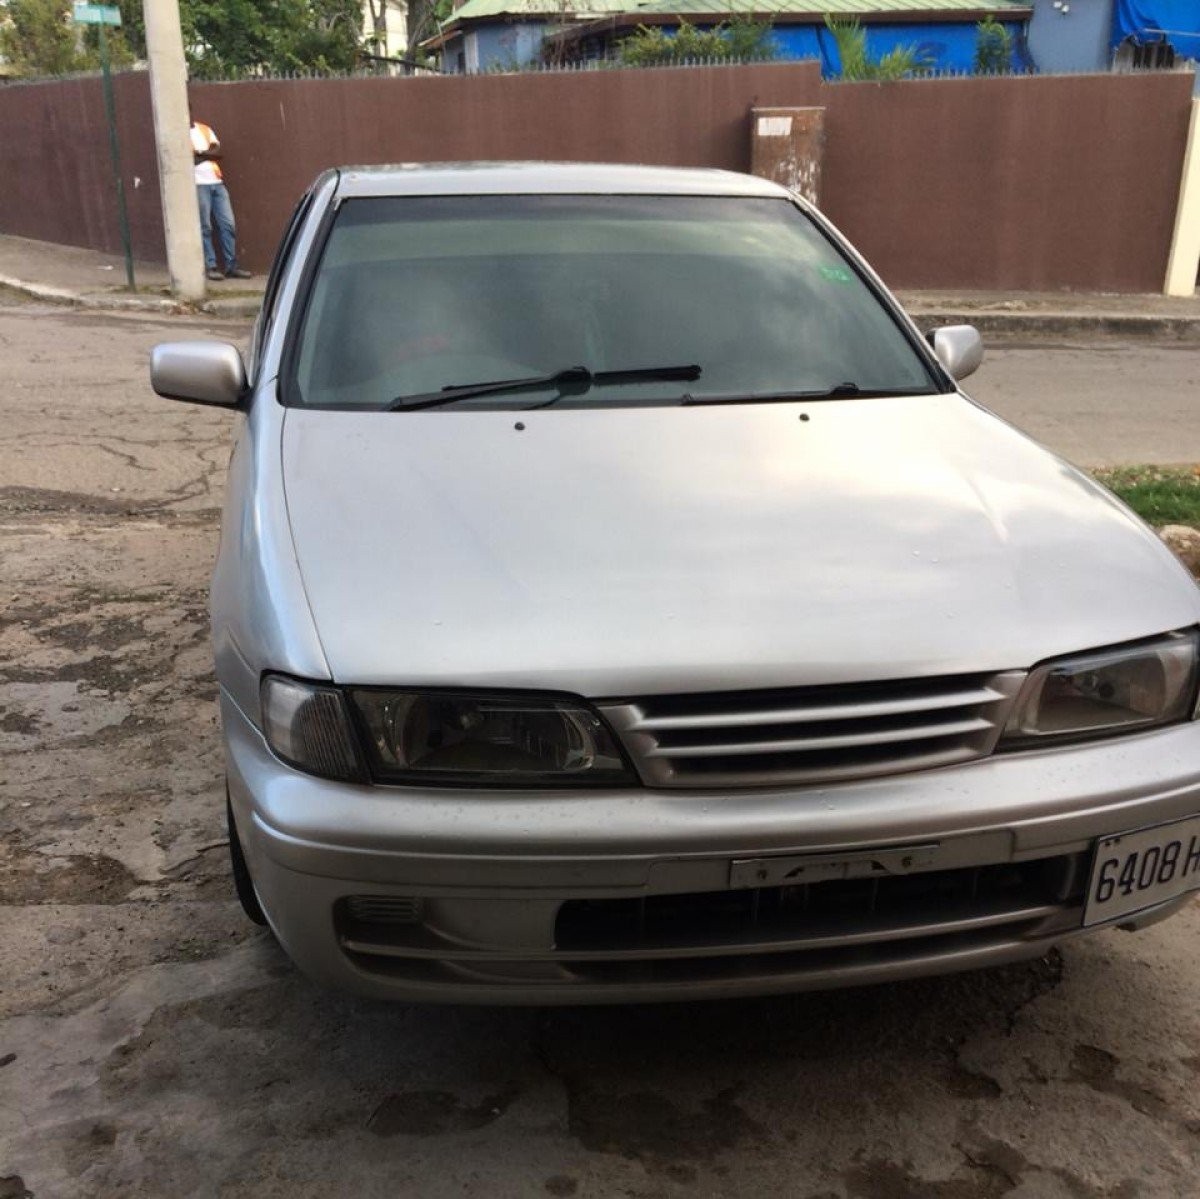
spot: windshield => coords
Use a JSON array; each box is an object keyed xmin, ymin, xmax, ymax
[{"xmin": 288, "ymin": 194, "xmax": 940, "ymax": 410}]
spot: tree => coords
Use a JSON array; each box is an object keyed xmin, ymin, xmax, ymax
[
  {"xmin": 0, "ymin": 0, "xmax": 365, "ymax": 78},
  {"xmin": 114, "ymin": 0, "xmax": 146, "ymax": 59},
  {"xmin": 974, "ymin": 15, "xmax": 1013, "ymax": 74},
  {"xmin": 181, "ymin": 0, "xmax": 364, "ymax": 78},
  {"xmin": 406, "ymin": 0, "xmax": 454, "ymax": 62},
  {"xmin": 823, "ymin": 15, "xmax": 927, "ymax": 81},
  {"xmin": 0, "ymin": 0, "xmax": 94, "ymax": 75}
]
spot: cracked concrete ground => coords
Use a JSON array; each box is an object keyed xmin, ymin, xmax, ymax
[{"xmin": 2, "ymin": 305, "xmax": 1200, "ymax": 1198}]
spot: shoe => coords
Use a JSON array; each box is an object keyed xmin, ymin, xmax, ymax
[
  {"xmin": 226, "ymin": 268, "xmax": 252, "ymax": 279},
  {"xmin": 205, "ymin": 269, "xmax": 224, "ymax": 281}
]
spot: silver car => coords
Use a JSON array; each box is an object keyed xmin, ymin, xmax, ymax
[{"xmin": 151, "ymin": 163, "xmax": 1200, "ymax": 1004}]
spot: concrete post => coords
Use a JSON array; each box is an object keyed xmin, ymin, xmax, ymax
[
  {"xmin": 750, "ymin": 107, "xmax": 826, "ymax": 207},
  {"xmin": 143, "ymin": 0, "xmax": 205, "ymax": 302},
  {"xmin": 1165, "ymin": 99, "xmax": 1200, "ymax": 298}
]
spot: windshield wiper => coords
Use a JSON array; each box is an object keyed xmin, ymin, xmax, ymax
[
  {"xmin": 387, "ymin": 364, "xmax": 701, "ymax": 411},
  {"xmin": 682, "ymin": 382, "xmax": 932, "ymax": 406}
]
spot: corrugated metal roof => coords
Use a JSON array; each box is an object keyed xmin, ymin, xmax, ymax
[
  {"xmin": 449, "ymin": 0, "xmax": 1028, "ymax": 22},
  {"xmin": 644, "ymin": 0, "xmax": 1027, "ymax": 11}
]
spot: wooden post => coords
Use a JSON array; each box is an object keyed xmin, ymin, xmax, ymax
[{"xmin": 750, "ymin": 107, "xmax": 826, "ymax": 206}]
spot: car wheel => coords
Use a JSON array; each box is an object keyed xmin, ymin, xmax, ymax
[{"xmin": 227, "ymin": 789, "xmax": 268, "ymax": 926}]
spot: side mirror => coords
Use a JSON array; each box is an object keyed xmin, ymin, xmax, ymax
[
  {"xmin": 927, "ymin": 325, "xmax": 983, "ymax": 382},
  {"xmin": 150, "ymin": 341, "xmax": 247, "ymax": 407}
]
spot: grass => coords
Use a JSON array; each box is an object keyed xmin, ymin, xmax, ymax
[{"xmin": 1091, "ymin": 465, "xmax": 1200, "ymax": 527}]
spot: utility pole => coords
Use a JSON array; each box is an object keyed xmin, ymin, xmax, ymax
[{"xmin": 143, "ymin": 0, "xmax": 205, "ymax": 302}]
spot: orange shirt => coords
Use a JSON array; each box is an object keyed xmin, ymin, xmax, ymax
[{"xmin": 190, "ymin": 122, "xmax": 223, "ymax": 185}]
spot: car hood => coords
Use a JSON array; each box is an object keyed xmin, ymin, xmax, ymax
[{"xmin": 281, "ymin": 396, "xmax": 1199, "ymax": 696}]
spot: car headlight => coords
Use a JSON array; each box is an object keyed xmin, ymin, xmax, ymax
[
  {"xmin": 349, "ymin": 689, "xmax": 634, "ymax": 787},
  {"xmin": 261, "ymin": 675, "xmax": 366, "ymax": 782},
  {"xmin": 1000, "ymin": 630, "xmax": 1199, "ymax": 747}
]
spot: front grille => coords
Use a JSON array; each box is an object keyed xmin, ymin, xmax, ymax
[
  {"xmin": 555, "ymin": 854, "xmax": 1088, "ymax": 955},
  {"xmin": 335, "ymin": 852, "xmax": 1088, "ymax": 994},
  {"xmin": 596, "ymin": 671, "xmax": 1025, "ymax": 787}
]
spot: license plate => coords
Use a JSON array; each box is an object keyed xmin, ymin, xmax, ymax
[{"xmin": 1084, "ymin": 814, "xmax": 1200, "ymax": 926}]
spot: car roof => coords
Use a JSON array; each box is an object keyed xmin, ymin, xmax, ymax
[{"xmin": 333, "ymin": 161, "xmax": 792, "ymax": 199}]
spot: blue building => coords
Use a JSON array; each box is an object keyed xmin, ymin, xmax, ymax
[
  {"xmin": 427, "ymin": 0, "xmax": 1200, "ymax": 77},
  {"xmin": 427, "ymin": 0, "xmax": 1034, "ymax": 74},
  {"xmin": 1024, "ymin": 0, "xmax": 1198, "ymax": 75}
]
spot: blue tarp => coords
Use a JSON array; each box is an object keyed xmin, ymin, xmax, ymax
[
  {"xmin": 772, "ymin": 22, "xmax": 1029, "ymax": 76},
  {"xmin": 1112, "ymin": 0, "xmax": 1200, "ymax": 58}
]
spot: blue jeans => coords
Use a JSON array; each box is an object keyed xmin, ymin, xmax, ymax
[{"xmin": 197, "ymin": 183, "xmax": 238, "ymax": 273}]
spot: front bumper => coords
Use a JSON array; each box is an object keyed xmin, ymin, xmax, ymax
[{"xmin": 222, "ymin": 690, "xmax": 1200, "ymax": 1004}]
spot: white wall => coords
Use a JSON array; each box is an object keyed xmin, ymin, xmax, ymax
[{"xmin": 362, "ymin": 0, "xmax": 410, "ymax": 56}]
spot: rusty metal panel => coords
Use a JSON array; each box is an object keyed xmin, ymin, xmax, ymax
[
  {"xmin": 819, "ymin": 72, "xmax": 1195, "ymax": 293},
  {"xmin": 751, "ymin": 106, "xmax": 825, "ymax": 204}
]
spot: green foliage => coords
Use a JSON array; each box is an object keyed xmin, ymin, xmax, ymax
[
  {"xmin": 184, "ymin": 0, "xmax": 364, "ymax": 78},
  {"xmin": 1092, "ymin": 466, "xmax": 1200, "ymax": 528},
  {"xmin": 617, "ymin": 16, "xmax": 776, "ymax": 67},
  {"xmin": 823, "ymin": 15, "xmax": 927, "ymax": 81},
  {"xmin": 973, "ymin": 15, "xmax": 1013, "ymax": 74},
  {"xmin": 0, "ymin": 0, "xmax": 365, "ymax": 78},
  {"xmin": 0, "ymin": 0, "xmax": 139, "ymax": 76},
  {"xmin": 723, "ymin": 15, "xmax": 777, "ymax": 62},
  {"xmin": 113, "ymin": 0, "xmax": 146, "ymax": 59},
  {"xmin": 406, "ymin": 0, "xmax": 454, "ymax": 53},
  {"xmin": 0, "ymin": 0, "xmax": 92, "ymax": 76}
]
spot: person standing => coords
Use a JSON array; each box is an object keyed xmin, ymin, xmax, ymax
[{"xmin": 190, "ymin": 120, "xmax": 252, "ymax": 282}]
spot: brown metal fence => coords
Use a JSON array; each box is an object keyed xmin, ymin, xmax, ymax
[
  {"xmin": 0, "ymin": 62, "xmax": 1191, "ymax": 291},
  {"xmin": 820, "ymin": 71, "xmax": 1195, "ymax": 293}
]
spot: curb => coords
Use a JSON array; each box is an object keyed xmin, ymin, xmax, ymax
[
  {"xmin": 0, "ymin": 273, "xmax": 261, "ymax": 318},
  {"xmin": 903, "ymin": 308, "xmax": 1200, "ymax": 341},
  {"xmin": 0, "ymin": 272, "xmax": 182, "ymax": 313},
  {"xmin": 2, "ymin": 272, "xmax": 1197, "ymax": 336}
]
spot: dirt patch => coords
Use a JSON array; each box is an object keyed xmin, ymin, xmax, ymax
[
  {"xmin": 43, "ymin": 615, "xmax": 149, "ymax": 654},
  {"xmin": 1070, "ymin": 1043, "xmax": 1172, "ymax": 1121},
  {"xmin": 0, "ymin": 486, "xmax": 135, "ymax": 517},
  {"xmin": 567, "ymin": 1085, "xmax": 763, "ymax": 1168},
  {"xmin": 0, "ymin": 709, "xmax": 42, "ymax": 735},
  {"xmin": 844, "ymin": 1156, "xmax": 1009, "ymax": 1199},
  {"xmin": 367, "ymin": 1088, "xmax": 520, "ymax": 1137},
  {"xmin": 0, "ymin": 834, "xmax": 137, "ymax": 904},
  {"xmin": 0, "ymin": 656, "xmax": 148, "ymax": 697}
]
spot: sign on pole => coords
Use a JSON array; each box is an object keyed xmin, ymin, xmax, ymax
[
  {"xmin": 72, "ymin": 4, "xmax": 122, "ymax": 25},
  {"xmin": 72, "ymin": 1, "xmax": 134, "ymax": 290}
]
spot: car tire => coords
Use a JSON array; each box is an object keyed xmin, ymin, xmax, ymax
[{"xmin": 227, "ymin": 789, "xmax": 268, "ymax": 926}]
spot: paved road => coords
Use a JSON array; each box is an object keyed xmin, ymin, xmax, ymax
[
  {"xmin": 967, "ymin": 337, "xmax": 1200, "ymax": 467},
  {"xmin": 2, "ymin": 304, "xmax": 1200, "ymax": 1197}
]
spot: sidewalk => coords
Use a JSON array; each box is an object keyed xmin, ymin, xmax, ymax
[
  {"xmin": 0, "ymin": 234, "xmax": 265, "ymax": 318},
  {"xmin": 2, "ymin": 233, "xmax": 1200, "ymax": 335},
  {"xmin": 895, "ymin": 288, "xmax": 1200, "ymax": 340}
]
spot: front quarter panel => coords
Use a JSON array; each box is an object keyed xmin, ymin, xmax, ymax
[
  {"xmin": 212, "ymin": 384, "xmax": 329, "ymax": 727},
  {"xmin": 212, "ymin": 171, "xmax": 341, "ymax": 727}
]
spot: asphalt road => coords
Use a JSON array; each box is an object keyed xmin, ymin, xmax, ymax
[
  {"xmin": 967, "ymin": 337, "xmax": 1200, "ymax": 467},
  {"xmin": 3, "ymin": 304, "xmax": 1200, "ymax": 1198}
]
